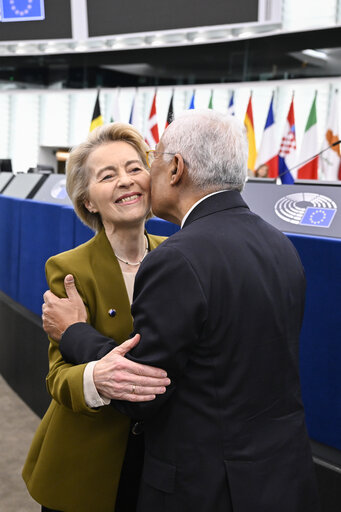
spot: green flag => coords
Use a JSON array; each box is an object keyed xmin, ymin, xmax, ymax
[{"xmin": 208, "ymin": 90, "xmax": 213, "ymax": 109}]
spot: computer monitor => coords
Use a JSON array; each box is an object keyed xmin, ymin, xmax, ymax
[
  {"xmin": 37, "ymin": 165, "xmax": 55, "ymax": 174},
  {"xmin": 0, "ymin": 159, "xmax": 12, "ymax": 173},
  {"xmin": 247, "ymin": 177, "xmax": 277, "ymax": 184},
  {"xmin": 294, "ymin": 179, "xmax": 341, "ymax": 186}
]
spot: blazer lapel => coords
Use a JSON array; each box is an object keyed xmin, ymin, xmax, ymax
[{"xmin": 89, "ymin": 229, "xmax": 133, "ymax": 338}]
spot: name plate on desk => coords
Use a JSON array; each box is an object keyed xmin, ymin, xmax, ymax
[{"xmin": 242, "ymin": 182, "xmax": 341, "ymax": 239}]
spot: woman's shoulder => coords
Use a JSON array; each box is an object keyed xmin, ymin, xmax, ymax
[
  {"xmin": 147, "ymin": 233, "xmax": 167, "ymax": 250},
  {"xmin": 46, "ymin": 231, "xmax": 100, "ymax": 271}
]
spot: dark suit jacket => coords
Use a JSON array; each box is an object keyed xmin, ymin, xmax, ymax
[{"xmin": 61, "ymin": 191, "xmax": 320, "ymax": 512}]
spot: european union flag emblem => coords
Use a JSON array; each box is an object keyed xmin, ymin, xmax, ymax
[
  {"xmin": 300, "ymin": 207, "xmax": 336, "ymax": 228},
  {"xmin": 0, "ymin": 0, "xmax": 45, "ymax": 22}
]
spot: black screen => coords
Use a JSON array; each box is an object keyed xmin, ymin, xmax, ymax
[{"xmin": 87, "ymin": 0, "xmax": 259, "ymax": 37}]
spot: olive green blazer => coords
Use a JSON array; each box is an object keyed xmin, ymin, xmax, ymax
[{"xmin": 22, "ymin": 228, "xmax": 165, "ymax": 512}]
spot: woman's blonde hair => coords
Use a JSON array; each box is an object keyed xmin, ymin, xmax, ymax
[{"xmin": 66, "ymin": 122, "xmax": 149, "ymax": 231}]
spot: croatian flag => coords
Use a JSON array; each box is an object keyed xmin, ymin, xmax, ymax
[
  {"xmin": 278, "ymin": 97, "xmax": 296, "ymax": 184},
  {"xmin": 255, "ymin": 94, "xmax": 278, "ymax": 178}
]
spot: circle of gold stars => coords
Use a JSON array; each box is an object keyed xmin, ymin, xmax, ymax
[
  {"xmin": 309, "ymin": 209, "xmax": 327, "ymax": 225},
  {"xmin": 9, "ymin": 0, "xmax": 33, "ymax": 16}
]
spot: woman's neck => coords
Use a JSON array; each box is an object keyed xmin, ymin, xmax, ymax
[{"xmin": 103, "ymin": 221, "xmax": 147, "ymax": 270}]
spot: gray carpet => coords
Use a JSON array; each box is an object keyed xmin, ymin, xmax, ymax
[{"xmin": 0, "ymin": 374, "xmax": 40, "ymax": 511}]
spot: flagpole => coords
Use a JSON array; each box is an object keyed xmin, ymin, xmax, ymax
[{"xmin": 279, "ymin": 140, "xmax": 341, "ymax": 178}]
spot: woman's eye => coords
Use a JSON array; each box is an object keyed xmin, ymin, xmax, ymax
[
  {"xmin": 129, "ymin": 167, "xmax": 142, "ymax": 174},
  {"xmin": 101, "ymin": 174, "xmax": 114, "ymax": 181}
]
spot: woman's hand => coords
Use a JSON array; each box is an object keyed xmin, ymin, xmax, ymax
[
  {"xmin": 42, "ymin": 274, "xmax": 87, "ymax": 340},
  {"xmin": 93, "ymin": 334, "xmax": 171, "ymax": 402}
]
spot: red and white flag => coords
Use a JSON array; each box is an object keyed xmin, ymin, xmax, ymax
[{"xmin": 145, "ymin": 92, "xmax": 159, "ymax": 147}]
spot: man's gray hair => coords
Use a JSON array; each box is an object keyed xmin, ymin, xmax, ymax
[{"xmin": 161, "ymin": 109, "xmax": 248, "ymax": 192}]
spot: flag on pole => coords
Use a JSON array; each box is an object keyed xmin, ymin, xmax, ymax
[
  {"xmin": 255, "ymin": 93, "xmax": 278, "ymax": 178},
  {"xmin": 320, "ymin": 89, "xmax": 340, "ymax": 181},
  {"xmin": 129, "ymin": 90, "xmax": 141, "ymax": 132},
  {"xmin": 110, "ymin": 89, "xmax": 121, "ymax": 123},
  {"xmin": 244, "ymin": 93, "xmax": 257, "ymax": 172},
  {"xmin": 90, "ymin": 90, "xmax": 104, "ymax": 132},
  {"xmin": 297, "ymin": 92, "xmax": 319, "ymax": 180},
  {"xmin": 227, "ymin": 91, "xmax": 235, "ymax": 116},
  {"xmin": 278, "ymin": 95, "xmax": 296, "ymax": 184},
  {"xmin": 208, "ymin": 90, "xmax": 213, "ymax": 109},
  {"xmin": 188, "ymin": 91, "xmax": 195, "ymax": 110},
  {"xmin": 165, "ymin": 91, "xmax": 174, "ymax": 129},
  {"xmin": 145, "ymin": 92, "xmax": 159, "ymax": 148}
]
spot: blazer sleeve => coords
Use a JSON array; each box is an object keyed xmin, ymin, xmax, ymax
[
  {"xmin": 45, "ymin": 256, "xmax": 101, "ymax": 415},
  {"xmin": 113, "ymin": 244, "xmax": 208, "ymax": 418}
]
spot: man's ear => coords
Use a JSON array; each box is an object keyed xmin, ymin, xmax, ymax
[
  {"xmin": 170, "ymin": 154, "xmax": 185, "ymax": 185},
  {"xmin": 84, "ymin": 199, "xmax": 98, "ymax": 213}
]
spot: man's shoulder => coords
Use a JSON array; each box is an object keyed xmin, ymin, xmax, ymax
[{"xmin": 144, "ymin": 228, "xmax": 199, "ymax": 266}]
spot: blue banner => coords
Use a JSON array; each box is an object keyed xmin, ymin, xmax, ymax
[
  {"xmin": 300, "ymin": 207, "xmax": 337, "ymax": 229},
  {"xmin": 0, "ymin": 0, "xmax": 44, "ymax": 22}
]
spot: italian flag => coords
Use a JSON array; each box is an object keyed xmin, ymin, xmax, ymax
[{"xmin": 297, "ymin": 93, "xmax": 318, "ymax": 179}]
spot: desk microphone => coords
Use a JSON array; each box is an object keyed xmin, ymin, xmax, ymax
[{"xmin": 278, "ymin": 139, "xmax": 341, "ymax": 178}]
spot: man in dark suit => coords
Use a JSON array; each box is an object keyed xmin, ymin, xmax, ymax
[{"xmin": 43, "ymin": 109, "xmax": 319, "ymax": 511}]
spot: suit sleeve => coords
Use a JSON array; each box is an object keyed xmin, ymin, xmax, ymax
[
  {"xmin": 45, "ymin": 257, "xmax": 100, "ymax": 415},
  {"xmin": 114, "ymin": 244, "xmax": 207, "ymax": 418},
  {"xmin": 60, "ymin": 322, "xmax": 118, "ymax": 364}
]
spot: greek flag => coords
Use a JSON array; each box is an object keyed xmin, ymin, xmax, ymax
[{"xmin": 0, "ymin": 0, "xmax": 45, "ymax": 22}]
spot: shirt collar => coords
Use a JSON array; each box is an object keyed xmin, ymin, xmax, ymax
[{"xmin": 181, "ymin": 190, "xmax": 227, "ymax": 228}]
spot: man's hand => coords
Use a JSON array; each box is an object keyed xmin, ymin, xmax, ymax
[
  {"xmin": 42, "ymin": 274, "xmax": 87, "ymax": 341},
  {"xmin": 93, "ymin": 334, "xmax": 171, "ymax": 401}
]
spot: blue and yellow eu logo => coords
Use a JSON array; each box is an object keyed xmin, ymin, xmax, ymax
[
  {"xmin": 300, "ymin": 207, "xmax": 336, "ymax": 228},
  {"xmin": 0, "ymin": 0, "xmax": 45, "ymax": 22}
]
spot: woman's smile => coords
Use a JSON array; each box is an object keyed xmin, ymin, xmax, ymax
[{"xmin": 115, "ymin": 193, "xmax": 142, "ymax": 205}]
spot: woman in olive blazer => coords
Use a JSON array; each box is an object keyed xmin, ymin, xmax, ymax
[
  {"xmin": 22, "ymin": 122, "xmax": 166, "ymax": 512},
  {"xmin": 23, "ymin": 229, "xmax": 164, "ymax": 512}
]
